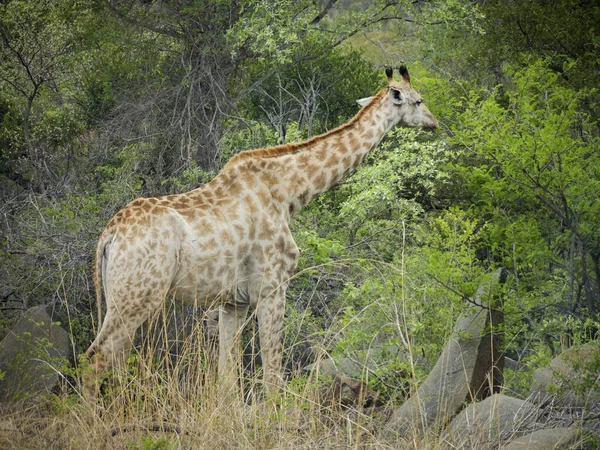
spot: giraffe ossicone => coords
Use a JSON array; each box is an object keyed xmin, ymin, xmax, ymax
[{"xmin": 83, "ymin": 66, "xmax": 438, "ymax": 398}]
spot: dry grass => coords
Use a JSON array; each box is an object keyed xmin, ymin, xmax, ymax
[
  {"xmin": 0, "ymin": 368, "xmax": 395, "ymax": 449},
  {"xmin": 1, "ymin": 307, "xmax": 596, "ymax": 449},
  {"xmin": 0, "ymin": 310, "xmax": 403, "ymax": 450}
]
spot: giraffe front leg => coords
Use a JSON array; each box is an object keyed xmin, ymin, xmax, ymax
[
  {"xmin": 218, "ymin": 302, "xmax": 249, "ymax": 395},
  {"xmin": 256, "ymin": 287, "xmax": 286, "ymax": 394}
]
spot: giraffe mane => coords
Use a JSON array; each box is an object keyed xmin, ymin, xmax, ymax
[{"xmin": 224, "ymin": 87, "xmax": 388, "ymax": 168}]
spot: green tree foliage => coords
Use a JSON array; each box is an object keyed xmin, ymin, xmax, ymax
[
  {"xmin": 0, "ymin": 0, "xmax": 96, "ymax": 188},
  {"xmin": 0, "ymin": 0, "xmax": 598, "ymax": 400},
  {"xmin": 450, "ymin": 59, "xmax": 600, "ymax": 313}
]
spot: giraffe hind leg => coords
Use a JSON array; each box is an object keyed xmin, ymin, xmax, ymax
[
  {"xmin": 82, "ymin": 285, "xmax": 172, "ymax": 400},
  {"xmin": 82, "ymin": 310, "xmax": 140, "ymax": 400}
]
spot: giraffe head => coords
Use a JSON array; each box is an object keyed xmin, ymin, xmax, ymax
[{"xmin": 357, "ymin": 66, "xmax": 438, "ymax": 131}]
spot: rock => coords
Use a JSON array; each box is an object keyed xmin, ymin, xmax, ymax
[
  {"xmin": 0, "ymin": 305, "xmax": 72, "ymax": 402},
  {"xmin": 306, "ymin": 345, "xmax": 405, "ymax": 380},
  {"xmin": 505, "ymin": 357, "xmax": 524, "ymax": 373},
  {"xmin": 501, "ymin": 426, "xmax": 580, "ymax": 449},
  {"xmin": 384, "ymin": 269, "xmax": 506, "ymax": 437},
  {"xmin": 443, "ymin": 394, "xmax": 540, "ymax": 449},
  {"xmin": 529, "ymin": 341, "xmax": 600, "ymax": 409}
]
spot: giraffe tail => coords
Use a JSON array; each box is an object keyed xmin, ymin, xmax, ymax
[{"xmin": 93, "ymin": 231, "xmax": 111, "ymax": 334}]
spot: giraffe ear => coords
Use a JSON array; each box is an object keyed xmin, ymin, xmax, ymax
[
  {"xmin": 389, "ymin": 87, "xmax": 406, "ymax": 105},
  {"xmin": 356, "ymin": 96, "xmax": 374, "ymax": 107}
]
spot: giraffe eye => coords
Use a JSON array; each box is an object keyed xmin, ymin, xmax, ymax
[{"xmin": 416, "ymin": 99, "xmax": 423, "ymax": 106}]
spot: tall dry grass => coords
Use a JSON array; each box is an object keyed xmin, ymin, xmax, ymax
[{"xmin": 0, "ymin": 306, "xmax": 416, "ymax": 450}]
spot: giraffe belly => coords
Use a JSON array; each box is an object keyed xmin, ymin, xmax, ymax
[{"xmin": 169, "ymin": 245, "xmax": 248, "ymax": 306}]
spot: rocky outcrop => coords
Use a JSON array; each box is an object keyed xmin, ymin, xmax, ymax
[
  {"xmin": 384, "ymin": 269, "xmax": 506, "ymax": 437},
  {"xmin": 306, "ymin": 345, "xmax": 406, "ymax": 380},
  {"xmin": 501, "ymin": 426, "xmax": 581, "ymax": 450},
  {"xmin": 443, "ymin": 394, "xmax": 540, "ymax": 449},
  {"xmin": 529, "ymin": 341, "xmax": 600, "ymax": 410},
  {"xmin": 0, "ymin": 305, "xmax": 72, "ymax": 402}
]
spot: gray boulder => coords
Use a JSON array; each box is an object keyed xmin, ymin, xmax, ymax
[
  {"xmin": 0, "ymin": 305, "xmax": 72, "ymax": 402},
  {"xmin": 529, "ymin": 341, "xmax": 600, "ymax": 410},
  {"xmin": 306, "ymin": 345, "xmax": 405, "ymax": 380},
  {"xmin": 384, "ymin": 269, "xmax": 506, "ymax": 437},
  {"xmin": 501, "ymin": 426, "xmax": 580, "ymax": 450},
  {"xmin": 444, "ymin": 393, "xmax": 540, "ymax": 449}
]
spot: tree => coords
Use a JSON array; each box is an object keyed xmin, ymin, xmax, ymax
[
  {"xmin": 0, "ymin": 0, "xmax": 94, "ymax": 188},
  {"xmin": 450, "ymin": 60, "xmax": 600, "ymax": 313}
]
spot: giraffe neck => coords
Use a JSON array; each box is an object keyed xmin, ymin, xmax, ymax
[{"xmin": 270, "ymin": 89, "xmax": 395, "ymax": 216}]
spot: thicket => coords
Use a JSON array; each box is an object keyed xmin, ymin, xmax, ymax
[{"xmin": 1, "ymin": 0, "xmax": 599, "ymax": 402}]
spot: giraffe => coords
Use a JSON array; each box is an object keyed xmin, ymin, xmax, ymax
[{"xmin": 83, "ymin": 66, "xmax": 438, "ymax": 398}]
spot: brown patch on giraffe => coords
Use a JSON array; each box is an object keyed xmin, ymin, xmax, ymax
[
  {"xmin": 248, "ymin": 218, "xmax": 257, "ymax": 241},
  {"xmin": 329, "ymin": 169, "xmax": 341, "ymax": 186},
  {"xmin": 348, "ymin": 134, "xmax": 359, "ymax": 149},
  {"xmin": 314, "ymin": 146, "xmax": 327, "ymax": 162},
  {"xmin": 299, "ymin": 190, "xmax": 310, "ymax": 205},
  {"xmin": 342, "ymin": 155, "xmax": 352, "ymax": 169},
  {"xmin": 220, "ymin": 230, "xmax": 234, "ymax": 246},
  {"xmin": 179, "ymin": 209, "xmax": 195, "ymax": 219},
  {"xmin": 228, "ymin": 181, "xmax": 243, "ymax": 196},
  {"xmin": 289, "ymin": 172, "xmax": 307, "ymax": 188},
  {"xmin": 172, "ymin": 200, "xmax": 188, "ymax": 209},
  {"xmin": 148, "ymin": 197, "xmax": 158, "ymax": 204},
  {"xmin": 237, "ymin": 243, "xmax": 249, "ymax": 259},
  {"xmin": 151, "ymin": 205, "xmax": 168, "ymax": 216},
  {"xmin": 219, "ymin": 171, "xmax": 233, "ymax": 185},
  {"xmin": 215, "ymin": 197, "xmax": 235, "ymax": 208},
  {"xmin": 226, "ymin": 209, "xmax": 240, "ymax": 222},
  {"xmin": 334, "ymin": 141, "xmax": 349, "ymax": 154},
  {"xmin": 262, "ymin": 160, "xmax": 277, "ymax": 171},
  {"xmin": 245, "ymin": 196, "xmax": 259, "ymax": 216},
  {"xmin": 198, "ymin": 219, "xmax": 214, "ymax": 234},
  {"xmin": 296, "ymin": 152, "xmax": 311, "ymax": 167},
  {"xmin": 314, "ymin": 172, "xmax": 327, "ymax": 191},
  {"xmin": 131, "ymin": 199, "xmax": 143, "ymax": 207},
  {"xmin": 241, "ymin": 171, "xmax": 255, "ymax": 186},
  {"xmin": 325, "ymin": 153, "xmax": 339, "ymax": 168},
  {"xmin": 256, "ymin": 189, "xmax": 272, "ymax": 207},
  {"xmin": 191, "ymin": 195, "xmax": 206, "ymax": 206},
  {"xmin": 233, "ymin": 223, "xmax": 245, "ymax": 236},
  {"xmin": 361, "ymin": 128, "xmax": 374, "ymax": 140}
]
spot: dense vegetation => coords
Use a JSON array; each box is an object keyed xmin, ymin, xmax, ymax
[{"xmin": 1, "ymin": 0, "xmax": 598, "ymax": 408}]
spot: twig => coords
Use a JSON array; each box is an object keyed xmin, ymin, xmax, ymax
[{"xmin": 109, "ymin": 422, "xmax": 193, "ymax": 437}]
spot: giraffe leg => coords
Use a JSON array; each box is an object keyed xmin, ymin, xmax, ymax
[
  {"xmin": 255, "ymin": 286, "xmax": 286, "ymax": 394},
  {"xmin": 83, "ymin": 314, "xmax": 135, "ymax": 400},
  {"xmin": 218, "ymin": 302, "xmax": 249, "ymax": 394},
  {"xmin": 82, "ymin": 291, "xmax": 169, "ymax": 400}
]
